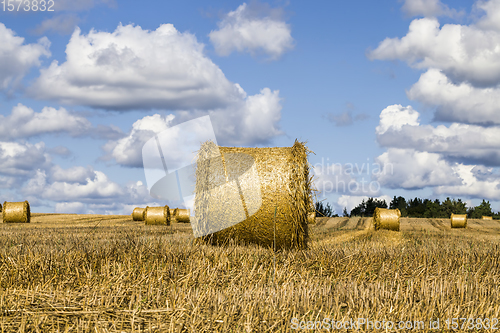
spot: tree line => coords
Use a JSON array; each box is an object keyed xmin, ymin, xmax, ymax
[{"xmin": 315, "ymin": 197, "xmax": 497, "ymax": 219}]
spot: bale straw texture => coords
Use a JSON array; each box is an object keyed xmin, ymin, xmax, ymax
[
  {"xmin": 131, "ymin": 207, "xmax": 145, "ymax": 221},
  {"xmin": 3, "ymin": 201, "xmax": 30, "ymax": 223},
  {"xmin": 451, "ymin": 213, "xmax": 467, "ymax": 228},
  {"xmin": 144, "ymin": 206, "xmax": 170, "ymax": 225},
  {"xmin": 482, "ymin": 216, "xmax": 493, "ymax": 220},
  {"xmin": 194, "ymin": 140, "xmax": 313, "ymax": 249},
  {"xmin": 373, "ymin": 208, "xmax": 400, "ymax": 231},
  {"xmin": 308, "ymin": 211, "xmax": 316, "ymax": 224}
]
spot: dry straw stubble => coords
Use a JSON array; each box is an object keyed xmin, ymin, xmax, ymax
[
  {"xmin": 373, "ymin": 207, "xmax": 400, "ymax": 231},
  {"xmin": 451, "ymin": 213, "xmax": 467, "ymax": 228},
  {"xmin": 144, "ymin": 205, "xmax": 170, "ymax": 225},
  {"xmin": 131, "ymin": 207, "xmax": 146, "ymax": 221},
  {"xmin": 194, "ymin": 140, "xmax": 313, "ymax": 249},
  {"xmin": 3, "ymin": 201, "xmax": 30, "ymax": 223}
]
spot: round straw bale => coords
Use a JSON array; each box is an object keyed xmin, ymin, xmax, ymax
[
  {"xmin": 131, "ymin": 207, "xmax": 146, "ymax": 221},
  {"xmin": 3, "ymin": 201, "xmax": 30, "ymax": 223},
  {"xmin": 308, "ymin": 211, "xmax": 316, "ymax": 224},
  {"xmin": 482, "ymin": 215, "xmax": 493, "ymax": 220},
  {"xmin": 144, "ymin": 205, "xmax": 170, "ymax": 225},
  {"xmin": 194, "ymin": 140, "xmax": 313, "ymax": 249},
  {"xmin": 373, "ymin": 208, "xmax": 400, "ymax": 231},
  {"xmin": 175, "ymin": 208, "xmax": 190, "ymax": 223},
  {"xmin": 450, "ymin": 213, "xmax": 467, "ymax": 228}
]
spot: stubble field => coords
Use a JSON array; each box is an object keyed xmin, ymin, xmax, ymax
[{"xmin": 0, "ymin": 214, "xmax": 499, "ymax": 332}]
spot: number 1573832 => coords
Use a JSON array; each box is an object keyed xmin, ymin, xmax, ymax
[{"xmin": 2, "ymin": 0, "xmax": 54, "ymax": 11}]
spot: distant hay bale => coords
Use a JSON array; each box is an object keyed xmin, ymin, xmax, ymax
[
  {"xmin": 175, "ymin": 209, "xmax": 190, "ymax": 223},
  {"xmin": 132, "ymin": 207, "xmax": 146, "ymax": 221},
  {"xmin": 482, "ymin": 216, "xmax": 493, "ymax": 220},
  {"xmin": 308, "ymin": 211, "xmax": 316, "ymax": 224},
  {"xmin": 373, "ymin": 208, "xmax": 400, "ymax": 231},
  {"xmin": 3, "ymin": 201, "xmax": 30, "ymax": 223},
  {"xmin": 194, "ymin": 140, "xmax": 313, "ymax": 249},
  {"xmin": 451, "ymin": 213, "xmax": 467, "ymax": 228},
  {"xmin": 144, "ymin": 205, "xmax": 170, "ymax": 225}
]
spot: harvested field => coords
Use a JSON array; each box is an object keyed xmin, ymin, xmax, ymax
[{"xmin": 0, "ymin": 214, "xmax": 500, "ymax": 332}]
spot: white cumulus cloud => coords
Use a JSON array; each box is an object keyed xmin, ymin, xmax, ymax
[
  {"xmin": 408, "ymin": 69, "xmax": 500, "ymax": 125},
  {"xmin": 209, "ymin": 2, "xmax": 294, "ymax": 59},
  {"xmin": 29, "ymin": 23, "xmax": 246, "ymax": 110},
  {"xmin": 377, "ymin": 104, "xmax": 500, "ymax": 165},
  {"xmin": 368, "ymin": 16, "xmax": 500, "ymax": 87},
  {"xmin": 0, "ymin": 23, "xmax": 50, "ymax": 91},
  {"xmin": 0, "ymin": 103, "xmax": 91, "ymax": 139}
]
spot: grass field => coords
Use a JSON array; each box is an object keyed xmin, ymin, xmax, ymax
[{"xmin": 1, "ymin": 214, "xmax": 500, "ymax": 332}]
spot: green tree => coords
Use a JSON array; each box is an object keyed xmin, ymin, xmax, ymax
[
  {"xmin": 342, "ymin": 207, "xmax": 349, "ymax": 217},
  {"xmin": 407, "ymin": 197, "xmax": 425, "ymax": 217},
  {"xmin": 389, "ymin": 196, "xmax": 407, "ymax": 217},
  {"xmin": 350, "ymin": 197, "xmax": 387, "ymax": 216},
  {"xmin": 315, "ymin": 201, "xmax": 336, "ymax": 217},
  {"xmin": 468, "ymin": 200, "xmax": 493, "ymax": 219},
  {"xmin": 424, "ymin": 199, "xmax": 441, "ymax": 218}
]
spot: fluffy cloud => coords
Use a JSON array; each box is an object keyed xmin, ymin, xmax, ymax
[
  {"xmin": 0, "ymin": 23, "xmax": 50, "ymax": 91},
  {"xmin": 0, "ymin": 104, "xmax": 91, "ymax": 139},
  {"xmin": 103, "ymin": 114, "xmax": 175, "ymax": 168},
  {"xmin": 29, "ymin": 23, "xmax": 246, "ymax": 110},
  {"xmin": 374, "ymin": 148, "xmax": 462, "ymax": 189},
  {"xmin": 23, "ymin": 166, "xmax": 153, "ymax": 214},
  {"xmin": 375, "ymin": 104, "xmax": 419, "ymax": 134},
  {"xmin": 55, "ymin": 202, "xmax": 86, "ymax": 214},
  {"xmin": 368, "ymin": 16, "xmax": 500, "ymax": 87},
  {"xmin": 435, "ymin": 165, "xmax": 500, "ymax": 200},
  {"xmin": 209, "ymin": 2, "xmax": 294, "ymax": 59},
  {"xmin": 401, "ymin": 0, "xmax": 459, "ymax": 17},
  {"xmin": 377, "ymin": 104, "xmax": 500, "ymax": 166},
  {"xmin": 49, "ymin": 165, "xmax": 96, "ymax": 184},
  {"xmin": 0, "ymin": 141, "xmax": 51, "ymax": 176},
  {"xmin": 407, "ymin": 69, "xmax": 500, "ymax": 125}
]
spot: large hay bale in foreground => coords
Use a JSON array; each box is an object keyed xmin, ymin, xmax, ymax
[
  {"xmin": 132, "ymin": 207, "xmax": 146, "ymax": 221},
  {"xmin": 373, "ymin": 208, "xmax": 400, "ymax": 231},
  {"xmin": 3, "ymin": 201, "xmax": 30, "ymax": 223},
  {"xmin": 194, "ymin": 140, "xmax": 313, "ymax": 249},
  {"xmin": 144, "ymin": 205, "xmax": 170, "ymax": 225},
  {"xmin": 451, "ymin": 213, "xmax": 467, "ymax": 228},
  {"xmin": 308, "ymin": 211, "xmax": 316, "ymax": 224},
  {"xmin": 482, "ymin": 216, "xmax": 493, "ymax": 220}
]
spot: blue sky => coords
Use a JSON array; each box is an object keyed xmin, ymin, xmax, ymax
[{"xmin": 1, "ymin": 0, "xmax": 499, "ymax": 214}]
